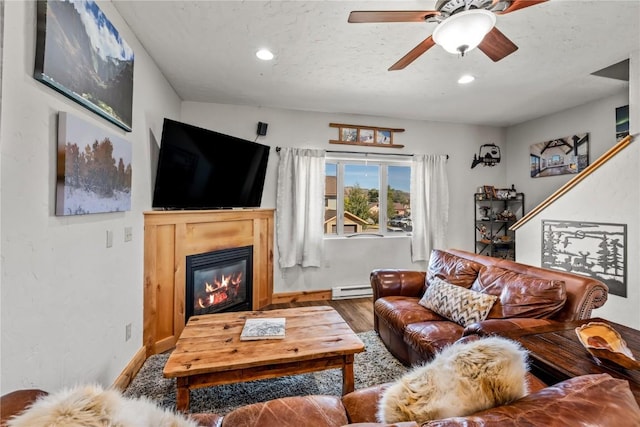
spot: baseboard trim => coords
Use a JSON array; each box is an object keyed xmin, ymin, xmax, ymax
[
  {"xmin": 271, "ymin": 290, "xmax": 332, "ymax": 304},
  {"xmin": 112, "ymin": 346, "xmax": 147, "ymax": 391}
]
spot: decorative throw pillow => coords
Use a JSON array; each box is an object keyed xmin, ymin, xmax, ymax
[
  {"xmin": 377, "ymin": 336, "xmax": 529, "ymax": 424},
  {"xmin": 7, "ymin": 384, "xmax": 199, "ymax": 427},
  {"xmin": 419, "ymin": 277, "xmax": 498, "ymax": 326}
]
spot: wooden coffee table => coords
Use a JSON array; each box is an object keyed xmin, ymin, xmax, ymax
[
  {"xmin": 498, "ymin": 318, "xmax": 640, "ymax": 404},
  {"xmin": 163, "ymin": 306, "xmax": 365, "ymax": 411}
]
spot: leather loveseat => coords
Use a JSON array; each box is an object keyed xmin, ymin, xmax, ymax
[
  {"xmin": 371, "ymin": 249, "xmax": 609, "ymax": 365},
  {"xmin": 3, "ymin": 374, "xmax": 639, "ymax": 426}
]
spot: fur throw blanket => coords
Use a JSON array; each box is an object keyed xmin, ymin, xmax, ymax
[
  {"xmin": 7, "ymin": 384, "xmax": 199, "ymax": 427},
  {"xmin": 378, "ymin": 336, "xmax": 529, "ymax": 424}
]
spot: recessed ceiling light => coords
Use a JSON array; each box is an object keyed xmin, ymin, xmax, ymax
[
  {"xmin": 256, "ymin": 49, "xmax": 274, "ymax": 61},
  {"xmin": 458, "ymin": 74, "xmax": 475, "ymax": 84}
]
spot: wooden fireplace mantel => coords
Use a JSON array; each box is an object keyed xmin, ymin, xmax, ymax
[{"xmin": 143, "ymin": 209, "xmax": 274, "ymax": 356}]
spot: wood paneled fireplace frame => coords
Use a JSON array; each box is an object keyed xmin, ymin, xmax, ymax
[{"xmin": 143, "ymin": 209, "xmax": 274, "ymax": 356}]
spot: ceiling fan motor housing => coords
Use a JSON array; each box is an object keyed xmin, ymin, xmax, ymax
[{"xmin": 436, "ymin": 0, "xmax": 510, "ymax": 17}]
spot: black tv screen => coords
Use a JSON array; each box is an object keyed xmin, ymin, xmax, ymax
[{"xmin": 152, "ymin": 118, "xmax": 270, "ymax": 209}]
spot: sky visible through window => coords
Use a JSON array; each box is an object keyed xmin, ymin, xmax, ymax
[{"xmin": 326, "ymin": 164, "xmax": 410, "ymax": 192}]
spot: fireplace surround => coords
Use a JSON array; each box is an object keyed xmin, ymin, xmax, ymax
[{"xmin": 143, "ymin": 209, "xmax": 273, "ymax": 356}]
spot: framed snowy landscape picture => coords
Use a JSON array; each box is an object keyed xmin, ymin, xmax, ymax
[{"xmin": 56, "ymin": 112, "xmax": 132, "ymax": 216}]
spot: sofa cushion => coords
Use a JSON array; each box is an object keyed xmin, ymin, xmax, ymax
[
  {"xmin": 426, "ymin": 249, "xmax": 483, "ymax": 289},
  {"xmin": 471, "ymin": 265, "xmax": 566, "ymax": 319},
  {"xmin": 419, "ymin": 277, "xmax": 498, "ymax": 327},
  {"xmin": 422, "ymin": 373, "xmax": 640, "ymax": 427},
  {"xmin": 378, "ymin": 337, "xmax": 528, "ymax": 424},
  {"xmin": 404, "ymin": 322, "xmax": 464, "ymax": 360},
  {"xmin": 375, "ymin": 296, "xmax": 445, "ymax": 334},
  {"xmin": 221, "ymin": 395, "xmax": 348, "ymax": 427}
]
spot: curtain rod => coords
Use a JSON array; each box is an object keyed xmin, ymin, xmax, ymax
[{"xmin": 275, "ymin": 147, "xmax": 448, "ymax": 159}]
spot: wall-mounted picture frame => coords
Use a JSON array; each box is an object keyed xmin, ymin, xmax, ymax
[
  {"xmin": 542, "ymin": 220, "xmax": 627, "ymax": 297},
  {"xmin": 329, "ymin": 123, "xmax": 405, "ymax": 148},
  {"xmin": 616, "ymin": 105, "xmax": 629, "ymax": 142},
  {"xmin": 341, "ymin": 127, "xmax": 357, "ymax": 142},
  {"xmin": 56, "ymin": 112, "xmax": 132, "ymax": 215},
  {"xmin": 358, "ymin": 129, "xmax": 374, "ymax": 143},
  {"xmin": 529, "ymin": 133, "xmax": 589, "ymax": 178},
  {"xmin": 35, "ymin": 0, "xmax": 134, "ymax": 132},
  {"xmin": 376, "ymin": 130, "xmax": 392, "ymax": 144}
]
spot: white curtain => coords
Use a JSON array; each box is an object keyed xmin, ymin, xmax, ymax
[
  {"xmin": 410, "ymin": 154, "xmax": 449, "ymax": 262},
  {"xmin": 276, "ymin": 148, "xmax": 325, "ymax": 269}
]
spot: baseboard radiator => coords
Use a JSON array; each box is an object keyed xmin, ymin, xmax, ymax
[{"xmin": 331, "ymin": 284, "xmax": 373, "ymax": 300}]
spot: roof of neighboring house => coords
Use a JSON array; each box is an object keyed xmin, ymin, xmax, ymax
[{"xmin": 324, "ymin": 209, "xmax": 369, "ymax": 225}]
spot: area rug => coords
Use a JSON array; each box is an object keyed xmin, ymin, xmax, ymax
[{"xmin": 123, "ymin": 330, "xmax": 407, "ymax": 415}]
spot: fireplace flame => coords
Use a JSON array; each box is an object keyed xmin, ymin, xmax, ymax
[{"xmin": 195, "ymin": 271, "xmax": 244, "ymax": 312}]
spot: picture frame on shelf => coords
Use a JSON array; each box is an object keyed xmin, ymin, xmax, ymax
[
  {"xmin": 495, "ymin": 188, "xmax": 510, "ymax": 200},
  {"xmin": 483, "ymin": 185, "xmax": 496, "ymax": 199}
]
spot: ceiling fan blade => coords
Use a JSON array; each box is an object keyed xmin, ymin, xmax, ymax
[
  {"xmin": 348, "ymin": 10, "xmax": 439, "ymax": 23},
  {"xmin": 478, "ymin": 27, "xmax": 518, "ymax": 62},
  {"xmin": 496, "ymin": 0, "xmax": 548, "ymax": 15},
  {"xmin": 388, "ymin": 36, "xmax": 436, "ymax": 71}
]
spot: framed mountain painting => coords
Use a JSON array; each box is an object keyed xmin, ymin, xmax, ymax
[{"xmin": 35, "ymin": 0, "xmax": 134, "ymax": 132}]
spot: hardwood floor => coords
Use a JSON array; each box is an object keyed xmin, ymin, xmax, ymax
[{"xmin": 263, "ymin": 297, "xmax": 374, "ymax": 333}]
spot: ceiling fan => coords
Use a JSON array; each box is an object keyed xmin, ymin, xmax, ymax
[{"xmin": 348, "ymin": 0, "xmax": 547, "ymax": 71}]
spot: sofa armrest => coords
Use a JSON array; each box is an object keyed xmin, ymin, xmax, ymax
[
  {"xmin": 370, "ymin": 270, "xmax": 426, "ymax": 300},
  {"xmin": 422, "ymin": 374, "xmax": 640, "ymax": 426},
  {"xmin": 1, "ymin": 389, "xmax": 48, "ymax": 427},
  {"xmin": 462, "ymin": 318, "xmax": 561, "ymax": 337}
]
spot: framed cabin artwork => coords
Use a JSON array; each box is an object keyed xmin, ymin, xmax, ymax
[{"xmin": 530, "ymin": 133, "xmax": 589, "ymax": 178}]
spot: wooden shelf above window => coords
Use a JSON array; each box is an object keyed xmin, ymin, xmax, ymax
[{"xmin": 329, "ymin": 123, "xmax": 405, "ymax": 149}]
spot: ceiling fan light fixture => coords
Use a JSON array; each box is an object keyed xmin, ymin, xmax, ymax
[{"xmin": 432, "ymin": 9, "xmax": 496, "ymax": 56}]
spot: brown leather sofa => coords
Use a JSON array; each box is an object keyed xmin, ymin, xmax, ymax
[
  {"xmin": 3, "ymin": 374, "xmax": 639, "ymax": 426},
  {"xmin": 370, "ymin": 248, "xmax": 609, "ymax": 365}
]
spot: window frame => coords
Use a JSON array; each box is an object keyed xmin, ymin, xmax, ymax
[{"xmin": 325, "ymin": 153, "xmax": 412, "ymax": 238}]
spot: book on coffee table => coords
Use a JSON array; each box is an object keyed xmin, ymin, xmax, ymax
[{"xmin": 240, "ymin": 317, "xmax": 286, "ymax": 341}]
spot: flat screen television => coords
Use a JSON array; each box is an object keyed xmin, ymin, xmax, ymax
[{"xmin": 152, "ymin": 118, "xmax": 270, "ymax": 209}]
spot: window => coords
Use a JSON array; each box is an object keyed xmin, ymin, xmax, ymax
[{"xmin": 324, "ymin": 155, "xmax": 411, "ymax": 236}]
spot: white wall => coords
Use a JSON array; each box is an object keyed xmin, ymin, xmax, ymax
[
  {"xmin": 0, "ymin": 1, "xmax": 181, "ymax": 393},
  {"xmin": 506, "ymin": 53, "xmax": 639, "ymax": 329},
  {"xmin": 181, "ymin": 102, "xmax": 507, "ymax": 293},
  {"xmin": 504, "ymin": 90, "xmax": 629, "ymax": 212}
]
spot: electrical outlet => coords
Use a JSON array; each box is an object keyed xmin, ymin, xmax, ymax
[
  {"xmin": 124, "ymin": 227, "xmax": 132, "ymax": 242},
  {"xmin": 125, "ymin": 323, "xmax": 132, "ymax": 341},
  {"xmin": 106, "ymin": 230, "xmax": 113, "ymax": 248}
]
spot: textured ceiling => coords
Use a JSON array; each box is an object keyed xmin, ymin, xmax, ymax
[{"xmin": 113, "ymin": 1, "xmax": 639, "ymax": 127}]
